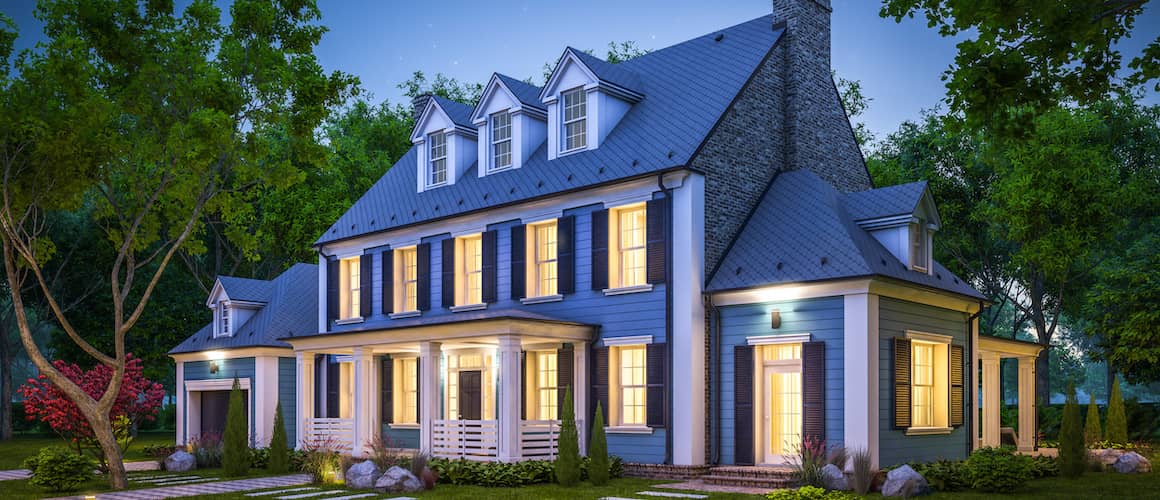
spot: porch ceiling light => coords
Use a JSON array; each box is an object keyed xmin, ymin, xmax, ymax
[
  {"xmin": 771, "ymin": 309, "xmax": 781, "ymax": 329},
  {"xmin": 209, "ymin": 360, "xmax": 220, "ymax": 374}
]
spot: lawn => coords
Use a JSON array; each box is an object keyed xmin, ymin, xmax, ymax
[
  {"xmin": 0, "ymin": 431, "xmax": 175, "ymax": 470},
  {"xmin": 5, "ymin": 468, "xmax": 210, "ymax": 500}
]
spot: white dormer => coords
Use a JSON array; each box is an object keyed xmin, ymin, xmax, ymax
[
  {"xmin": 471, "ymin": 74, "xmax": 547, "ymax": 175},
  {"xmin": 205, "ymin": 279, "xmax": 263, "ymax": 338},
  {"xmin": 540, "ymin": 48, "xmax": 643, "ymax": 160},
  {"xmin": 857, "ymin": 188, "xmax": 941, "ymax": 274},
  {"xmin": 411, "ymin": 96, "xmax": 478, "ymax": 192}
]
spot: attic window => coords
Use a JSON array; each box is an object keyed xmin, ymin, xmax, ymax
[
  {"xmin": 910, "ymin": 219, "xmax": 930, "ymax": 273},
  {"xmin": 489, "ymin": 111, "xmax": 512, "ymax": 172},
  {"xmin": 215, "ymin": 303, "xmax": 231, "ymax": 338},
  {"xmin": 561, "ymin": 87, "xmax": 587, "ymax": 153},
  {"xmin": 427, "ymin": 132, "xmax": 448, "ymax": 187}
]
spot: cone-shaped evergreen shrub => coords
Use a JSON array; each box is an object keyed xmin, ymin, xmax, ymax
[
  {"xmin": 269, "ymin": 402, "xmax": 289, "ymax": 473},
  {"xmin": 1058, "ymin": 383, "xmax": 1086, "ymax": 478},
  {"xmin": 1084, "ymin": 395, "xmax": 1102, "ymax": 445},
  {"xmin": 588, "ymin": 401, "xmax": 609, "ymax": 486},
  {"xmin": 1106, "ymin": 376, "xmax": 1127, "ymax": 445},
  {"xmin": 555, "ymin": 386, "xmax": 581, "ymax": 486},
  {"xmin": 222, "ymin": 377, "xmax": 250, "ymax": 477}
]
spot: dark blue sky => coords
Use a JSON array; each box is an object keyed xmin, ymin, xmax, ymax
[{"xmin": 6, "ymin": 0, "xmax": 1159, "ymax": 141}]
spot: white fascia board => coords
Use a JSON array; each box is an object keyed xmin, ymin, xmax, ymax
[
  {"xmin": 601, "ymin": 335, "xmax": 653, "ymax": 347},
  {"xmin": 540, "ymin": 49, "xmax": 600, "ymax": 102}
]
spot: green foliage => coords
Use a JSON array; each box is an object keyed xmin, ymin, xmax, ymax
[
  {"xmin": 222, "ymin": 378, "xmax": 250, "ymax": 477},
  {"xmin": 299, "ymin": 442, "xmax": 345, "ymax": 484},
  {"xmin": 849, "ymin": 447, "xmax": 876, "ymax": 495},
  {"xmin": 766, "ymin": 485, "xmax": 854, "ymax": 500},
  {"xmin": 554, "ymin": 386, "xmax": 581, "ymax": 486},
  {"xmin": 247, "ymin": 447, "xmax": 269, "ymax": 469},
  {"xmin": 909, "ymin": 459, "xmax": 969, "ymax": 492},
  {"xmin": 1083, "ymin": 229, "xmax": 1160, "ymax": 383},
  {"xmin": 1084, "ymin": 396, "xmax": 1102, "ymax": 445},
  {"xmin": 790, "ymin": 436, "xmax": 828, "ymax": 488},
  {"xmin": 430, "ymin": 457, "xmax": 554, "ymax": 487},
  {"xmin": 22, "ymin": 447, "xmax": 95, "ymax": 492},
  {"xmin": 1059, "ymin": 384, "xmax": 1087, "ymax": 477},
  {"xmin": 1106, "ymin": 376, "xmax": 1128, "ymax": 445},
  {"xmin": 1030, "ymin": 455, "xmax": 1060, "ymax": 479},
  {"xmin": 587, "ymin": 401, "xmax": 609, "ymax": 485},
  {"xmin": 835, "ymin": 74, "xmax": 874, "ymax": 149},
  {"xmin": 188, "ymin": 432, "xmax": 223, "ymax": 468},
  {"xmin": 963, "ymin": 447, "xmax": 1032, "ymax": 493},
  {"xmin": 268, "ymin": 403, "xmax": 289, "ymax": 473}
]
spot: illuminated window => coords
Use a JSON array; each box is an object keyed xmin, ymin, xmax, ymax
[
  {"xmin": 561, "ymin": 87, "xmax": 586, "ymax": 152},
  {"xmin": 612, "ymin": 345, "xmax": 647, "ymax": 426},
  {"xmin": 490, "ymin": 111, "xmax": 512, "ymax": 171},
  {"xmin": 458, "ymin": 235, "xmax": 483, "ymax": 305},
  {"xmin": 610, "ymin": 204, "xmax": 647, "ymax": 288},
  {"xmin": 428, "ymin": 132, "xmax": 447, "ymax": 186},
  {"xmin": 910, "ymin": 337, "xmax": 949, "ymax": 429},
  {"xmin": 529, "ymin": 221, "xmax": 558, "ymax": 297},
  {"xmin": 537, "ymin": 351, "xmax": 558, "ymax": 420},
  {"xmin": 394, "ymin": 247, "xmax": 418, "ymax": 313},
  {"xmin": 393, "ymin": 358, "xmax": 418, "ymax": 424},
  {"xmin": 339, "ymin": 257, "xmax": 361, "ymax": 320}
]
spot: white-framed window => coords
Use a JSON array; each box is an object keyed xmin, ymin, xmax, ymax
[
  {"xmin": 393, "ymin": 357, "xmax": 418, "ymax": 424},
  {"xmin": 609, "ymin": 204, "xmax": 647, "ymax": 288},
  {"xmin": 394, "ymin": 247, "xmax": 418, "ymax": 313},
  {"xmin": 526, "ymin": 351, "xmax": 559, "ymax": 420},
  {"xmin": 910, "ymin": 219, "xmax": 929, "ymax": 272},
  {"xmin": 428, "ymin": 132, "xmax": 447, "ymax": 186},
  {"xmin": 490, "ymin": 111, "xmax": 512, "ymax": 171},
  {"xmin": 216, "ymin": 303, "xmax": 231, "ymax": 338},
  {"xmin": 908, "ymin": 333, "xmax": 950, "ymax": 430},
  {"xmin": 528, "ymin": 221, "xmax": 558, "ymax": 297},
  {"xmin": 457, "ymin": 234, "xmax": 483, "ymax": 306},
  {"xmin": 444, "ymin": 351, "xmax": 495, "ymax": 420},
  {"xmin": 561, "ymin": 87, "xmax": 587, "ymax": 152},
  {"xmin": 610, "ymin": 345, "xmax": 647, "ymax": 427},
  {"xmin": 338, "ymin": 257, "xmax": 361, "ymax": 320}
]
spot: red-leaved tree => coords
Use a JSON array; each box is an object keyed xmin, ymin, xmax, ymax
[{"xmin": 19, "ymin": 354, "xmax": 164, "ymax": 470}]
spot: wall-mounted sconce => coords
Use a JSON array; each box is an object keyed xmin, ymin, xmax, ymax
[
  {"xmin": 209, "ymin": 360, "xmax": 220, "ymax": 374},
  {"xmin": 771, "ymin": 309, "xmax": 781, "ymax": 329}
]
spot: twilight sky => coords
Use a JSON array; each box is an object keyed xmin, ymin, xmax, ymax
[{"xmin": 6, "ymin": 0, "xmax": 1159, "ymax": 142}]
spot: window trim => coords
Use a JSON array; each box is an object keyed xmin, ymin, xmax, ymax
[
  {"xmin": 905, "ymin": 330, "xmax": 952, "ymax": 432},
  {"xmin": 215, "ymin": 303, "xmax": 231, "ymax": 338},
  {"xmin": 526, "ymin": 220, "xmax": 559, "ymax": 298},
  {"xmin": 427, "ymin": 131, "xmax": 448, "ymax": 187},
  {"xmin": 608, "ymin": 203, "xmax": 647, "ymax": 289},
  {"xmin": 609, "ymin": 344, "xmax": 647, "ymax": 428},
  {"xmin": 338, "ymin": 257, "xmax": 362, "ymax": 321},
  {"xmin": 910, "ymin": 219, "xmax": 930, "ymax": 273},
  {"xmin": 489, "ymin": 111, "xmax": 513, "ymax": 172},
  {"xmin": 560, "ymin": 87, "xmax": 587, "ymax": 154},
  {"xmin": 393, "ymin": 357, "xmax": 419, "ymax": 425},
  {"xmin": 394, "ymin": 247, "xmax": 419, "ymax": 313},
  {"xmin": 525, "ymin": 350, "xmax": 559, "ymax": 421},
  {"xmin": 456, "ymin": 234, "xmax": 484, "ymax": 306}
]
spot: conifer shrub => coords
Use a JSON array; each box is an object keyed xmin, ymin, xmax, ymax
[
  {"xmin": 1084, "ymin": 395, "xmax": 1102, "ymax": 445},
  {"xmin": 23, "ymin": 447, "xmax": 95, "ymax": 492},
  {"xmin": 1058, "ymin": 383, "xmax": 1087, "ymax": 478},
  {"xmin": 588, "ymin": 401, "xmax": 609, "ymax": 485},
  {"xmin": 1106, "ymin": 376, "xmax": 1128, "ymax": 445},
  {"xmin": 554, "ymin": 386, "xmax": 581, "ymax": 486},
  {"xmin": 222, "ymin": 377, "xmax": 251, "ymax": 477},
  {"xmin": 268, "ymin": 402, "xmax": 289, "ymax": 473}
]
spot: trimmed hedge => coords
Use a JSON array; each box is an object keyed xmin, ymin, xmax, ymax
[{"xmin": 429, "ymin": 455, "xmax": 623, "ymax": 487}]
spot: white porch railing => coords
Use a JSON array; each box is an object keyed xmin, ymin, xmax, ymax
[
  {"xmin": 432, "ymin": 419, "xmax": 499, "ymax": 460},
  {"xmin": 304, "ymin": 418, "xmax": 355, "ymax": 453},
  {"xmin": 519, "ymin": 419, "xmax": 564, "ymax": 460}
]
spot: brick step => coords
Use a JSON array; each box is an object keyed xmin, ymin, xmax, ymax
[
  {"xmin": 702, "ymin": 474, "xmax": 796, "ymax": 489},
  {"xmin": 706, "ymin": 466, "xmax": 795, "ymax": 479}
]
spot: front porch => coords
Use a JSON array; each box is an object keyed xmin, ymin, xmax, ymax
[
  {"xmin": 289, "ymin": 314, "xmax": 594, "ymax": 462},
  {"xmin": 977, "ymin": 336, "xmax": 1045, "ymax": 452}
]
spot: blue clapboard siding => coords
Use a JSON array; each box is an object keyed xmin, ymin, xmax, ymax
[
  {"xmin": 877, "ymin": 297, "xmax": 970, "ymax": 466},
  {"xmin": 608, "ymin": 429, "xmax": 667, "ymax": 464},
  {"xmin": 278, "ymin": 357, "xmax": 297, "ymax": 447},
  {"xmin": 717, "ymin": 297, "xmax": 845, "ymax": 464},
  {"xmin": 383, "ymin": 425, "xmax": 421, "ymax": 449},
  {"xmin": 183, "ymin": 357, "xmax": 256, "ymax": 441}
]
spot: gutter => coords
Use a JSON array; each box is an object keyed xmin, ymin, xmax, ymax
[
  {"xmin": 709, "ymin": 295, "xmax": 721, "ymax": 465},
  {"xmin": 966, "ymin": 301, "xmax": 983, "ymax": 458}
]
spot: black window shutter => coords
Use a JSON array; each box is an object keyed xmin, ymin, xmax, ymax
[
  {"xmin": 482, "ymin": 230, "xmax": 498, "ymax": 303},
  {"xmin": 381, "ymin": 250, "xmax": 393, "ymax": 315},
  {"xmin": 416, "ymin": 243, "xmax": 431, "ymax": 311},
  {"xmin": 734, "ymin": 345, "xmax": 755, "ymax": 465},
  {"xmin": 441, "ymin": 238, "xmax": 456, "ymax": 308},
  {"xmin": 415, "ymin": 358, "xmax": 422, "ymax": 421},
  {"xmin": 646, "ymin": 343, "xmax": 667, "ymax": 428},
  {"xmin": 326, "ymin": 257, "xmax": 339, "ymax": 322},
  {"xmin": 646, "ymin": 198, "xmax": 667, "ymax": 284},
  {"xmin": 381, "ymin": 356, "xmax": 393, "ymax": 424},
  {"xmin": 360, "ymin": 253, "xmax": 373, "ymax": 318},
  {"xmin": 314, "ymin": 354, "xmax": 326, "ymax": 418},
  {"xmin": 591, "ymin": 209, "xmax": 609, "ymax": 290},
  {"xmin": 510, "ymin": 225, "xmax": 526, "ymax": 300},
  {"xmin": 326, "ymin": 355, "xmax": 339, "ymax": 418},
  {"xmin": 557, "ymin": 345, "xmax": 574, "ymax": 413},
  {"xmin": 520, "ymin": 352, "xmax": 527, "ymax": 420},
  {"xmin": 802, "ymin": 341, "xmax": 826, "ymax": 442},
  {"xmin": 893, "ymin": 337, "xmax": 912, "ymax": 429},
  {"xmin": 592, "ymin": 347, "xmax": 609, "ymax": 425},
  {"xmin": 557, "ymin": 216, "xmax": 575, "ymax": 294},
  {"xmin": 951, "ymin": 344, "xmax": 965, "ymax": 427}
]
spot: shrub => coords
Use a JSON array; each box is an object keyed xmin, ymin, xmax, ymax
[
  {"xmin": 249, "ymin": 447, "xmax": 270, "ymax": 469},
  {"xmin": 766, "ymin": 485, "xmax": 854, "ymax": 500},
  {"xmin": 222, "ymin": 378, "xmax": 250, "ymax": 477},
  {"xmin": 963, "ymin": 447, "xmax": 1032, "ymax": 493},
  {"xmin": 1059, "ymin": 383, "xmax": 1087, "ymax": 478},
  {"xmin": 300, "ymin": 439, "xmax": 345, "ymax": 484},
  {"xmin": 1106, "ymin": 376, "xmax": 1127, "ymax": 445},
  {"xmin": 1030, "ymin": 455, "xmax": 1059, "ymax": 478},
  {"xmin": 366, "ymin": 434, "xmax": 410, "ymax": 471},
  {"xmin": 826, "ymin": 445, "xmax": 848, "ymax": 469},
  {"xmin": 790, "ymin": 435, "xmax": 828, "ymax": 488},
  {"xmin": 910, "ymin": 459, "xmax": 968, "ymax": 492},
  {"xmin": 143, "ymin": 444, "xmax": 178, "ymax": 467},
  {"xmin": 554, "ymin": 386, "xmax": 581, "ymax": 486},
  {"xmin": 588, "ymin": 401, "xmax": 609, "ymax": 486},
  {"xmin": 23, "ymin": 447, "xmax": 95, "ymax": 492},
  {"xmin": 1084, "ymin": 395, "xmax": 1102, "ymax": 445},
  {"xmin": 188, "ymin": 432, "xmax": 223, "ymax": 468},
  {"xmin": 269, "ymin": 403, "xmax": 289, "ymax": 473},
  {"xmin": 849, "ymin": 447, "xmax": 876, "ymax": 495}
]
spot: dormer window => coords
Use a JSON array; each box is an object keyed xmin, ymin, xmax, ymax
[
  {"xmin": 561, "ymin": 87, "xmax": 588, "ymax": 153},
  {"xmin": 216, "ymin": 303, "xmax": 231, "ymax": 338},
  {"xmin": 427, "ymin": 132, "xmax": 447, "ymax": 187},
  {"xmin": 910, "ymin": 219, "xmax": 929, "ymax": 273},
  {"xmin": 489, "ymin": 111, "xmax": 512, "ymax": 172}
]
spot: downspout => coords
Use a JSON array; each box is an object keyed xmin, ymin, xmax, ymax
[
  {"xmin": 966, "ymin": 301, "xmax": 983, "ymax": 458},
  {"xmin": 709, "ymin": 296, "xmax": 722, "ymax": 465},
  {"xmin": 658, "ymin": 174, "xmax": 674, "ymax": 465}
]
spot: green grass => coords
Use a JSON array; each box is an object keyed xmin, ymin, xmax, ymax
[
  {"xmin": 4, "ymin": 468, "xmax": 210, "ymax": 500},
  {"xmin": 920, "ymin": 470, "xmax": 1160, "ymax": 499},
  {"xmin": 0, "ymin": 431, "xmax": 175, "ymax": 470}
]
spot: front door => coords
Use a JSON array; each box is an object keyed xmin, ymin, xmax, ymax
[
  {"xmin": 200, "ymin": 390, "xmax": 247, "ymax": 437},
  {"xmin": 458, "ymin": 370, "xmax": 483, "ymax": 420},
  {"xmin": 762, "ymin": 360, "xmax": 802, "ymax": 464}
]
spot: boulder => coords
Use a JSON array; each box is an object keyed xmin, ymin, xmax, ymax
[
  {"xmin": 374, "ymin": 466, "xmax": 423, "ymax": 493},
  {"xmin": 345, "ymin": 460, "xmax": 382, "ymax": 489},
  {"xmin": 1089, "ymin": 448, "xmax": 1126, "ymax": 469},
  {"xmin": 882, "ymin": 465, "xmax": 931, "ymax": 497},
  {"xmin": 820, "ymin": 463, "xmax": 849, "ymax": 491},
  {"xmin": 164, "ymin": 450, "xmax": 196, "ymax": 472},
  {"xmin": 1113, "ymin": 452, "xmax": 1152, "ymax": 474}
]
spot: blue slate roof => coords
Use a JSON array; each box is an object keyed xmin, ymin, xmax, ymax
[
  {"xmin": 495, "ymin": 74, "xmax": 546, "ymax": 111},
  {"xmin": 707, "ymin": 170, "xmax": 984, "ymax": 299},
  {"xmin": 285, "ymin": 308, "xmax": 593, "ymax": 340},
  {"xmin": 561, "ymin": 47, "xmax": 645, "ymax": 97},
  {"xmin": 843, "ymin": 180, "xmax": 928, "ymax": 222},
  {"xmin": 216, "ymin": 275, "xmax": 273, "ymax": 303},
  {"xmin": 430, "ymin": 95, "xmax": 476, "ymax": 129},
  {"xmin": 170, "ymin": 263, "xmax": 318, "ymax": 354},
  {"xmin": 316, "ymin": 15, "xmax": 784, "ymax": 245}
]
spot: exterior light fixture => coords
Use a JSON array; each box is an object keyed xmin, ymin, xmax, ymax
[
  {"xmin": 771, "ymin": 309, "xmax": 781, "ymax": 329},
  {"xmin": 209, "ymin": 360, "xmax": 220, "ymax": 374}
]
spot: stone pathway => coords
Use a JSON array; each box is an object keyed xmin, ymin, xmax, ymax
[
  {"xmin": 0, "ymin": 460, "xmax": 160, "ymax": 482},
  {"xmin": 654, "ymin": 479, "xmax": 773, "ymax": 496},
  {"xmin": 49, "ymin": 473, "xmax": 313, "ymax": 499}
]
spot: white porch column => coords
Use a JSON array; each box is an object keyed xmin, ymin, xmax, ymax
[
  {"xmin": 1017, "ymin": 356, "xmax": 1037, "ymax": 451},
  {"xmin": 175, "ymin": 361, "xmax": 185, "ymax": 446},
  {"xmin": 296, "ymin": 351, "xmax": 315, "ymax": 449},
  {"xmin": 980, "ymin": 352, "xmax": 1001, "ymax": 448},
  {"xmin": 667, "ymin": 171, "xmax": 706, "ymax": 466},
  {"xmin": 253, "ymin": 356, "xmax": 280, "ymax": 447},
  {"xmin": 419, "ymin": 341, "xmax": 442, "ymax": 452},
  {"xmin": 843, "ymin": 293, "xmax": 880, "ymax": 467},
  {"xmin": 351, "ymin": 347, "xmax": 376, "ymax": 457},
  {"xmin": 497, "ymin": 335, "xmax": 522, "ymax": 462},
  {"xmin": 573, "ymin": 342, "xmax": 589, "ymax": 456},
  {"xmin": 969, "ymin": 316, "xmax": 980, "ymax": 450}
]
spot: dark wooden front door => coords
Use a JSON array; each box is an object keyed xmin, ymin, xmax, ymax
[
  {"xmin": 458, "ymin": 370, "xmax": 482, "ymax": 420},
  {"xmin": 200, "ymin": 390, "xmax": 247, "ymax": 436}
]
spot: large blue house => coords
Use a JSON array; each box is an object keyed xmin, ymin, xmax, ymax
[{"xmin": 172, "ymin": 0, "xmax": 1043, "ymax": 476}]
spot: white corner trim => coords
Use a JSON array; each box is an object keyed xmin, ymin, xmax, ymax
[
  {"xmin": 603, "ymin": 284, "xmax": 654, "ymax": 296},
  {"xmin": 906, "ymin": 330, "xmax": 953, "ymax": 344},
  {"xmin": 390, "ymin": 311, "xmax": 422, "ymax": 320},
  {"xmin": 746, "ymin": 333, "xmax": 811, "ymax": 346},
  {"xmin": 334, "ymin": 317, "xmax": 364, "ymax": 325},
  {"xmin": 450, "ymin": 303, "xmax": 488, "ymax": 313},
  {"xmin": 520, "ymin": 294, "xmax": 563, "ymax": 305},
  {"xmin": 185, "ymin": 378, "xmax": 251, "ymax": 392},
  {"xmin": 605, "ymin": 426, "xmax": 654, "ymax": 435},
  {"xmin": 602, "ymin": 335, "xmax": 653, "ymax": 347},
  {"xmin": 905, "ymin": 426, "xmax": 954, "ymax": 436}
]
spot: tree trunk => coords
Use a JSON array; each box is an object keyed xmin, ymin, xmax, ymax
[
  {"xmin": 0, "ymin": 321, "xmax": 11, "ymax": 441},
  {"xmin": 1035, "ymin": 346, "xmax": 1050, "ymax": 406},
  {"xmin": 89, "ymin": 412, "xmax": 128, "ymax": 489}
]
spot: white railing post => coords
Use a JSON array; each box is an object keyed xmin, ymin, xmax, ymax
[
  {"xmin": 296, "ymin": 351, "xmax": 315, "ymax": 449},
  {"xmin": 351, "ymin": 347, "xmax": 375, "ymax": 457},
  {"xmin": 573, "ymin": 342, "xmax": 588, "ymax": 456},
  {"xmin": 420, "ymin": 342, "xmax": 442, "ymax": 452},
  {"xmin": 497, "ymin": 336, "xmax": 522, "ymax": 461}
]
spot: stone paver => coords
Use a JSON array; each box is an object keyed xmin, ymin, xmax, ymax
[
  {"xmin": 0, "ymin": 469, "xmax": 30, "ymax": 481},
  {"xmin": 637, "ymin": 492, "xmax": 708, "ymax": 499},
  {"xmin": 656, "ymin": 479, "xmax": 771, "ymax": 496},
  {"xmin": 326, "ymin": 494, "xmax": 377, "ymax": 500},
  {"xmin": 49, "ymin": 473, "xmax": 313, "ymax": 500},
  {"xmin": 245, "ymin": 487, "xmax": 319, "ymax": 496},
  {"xmin": 0, "ymin": 461, "xmax": 158, "ymax": 482},
  {"xmin": 275, "ymin": 491, "xmax": 345, "ymax": 500}
]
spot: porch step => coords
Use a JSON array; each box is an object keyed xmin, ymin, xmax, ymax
[{"xmin": 703, "ymin": 466, "xmax": 796, "ymax": 489}]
